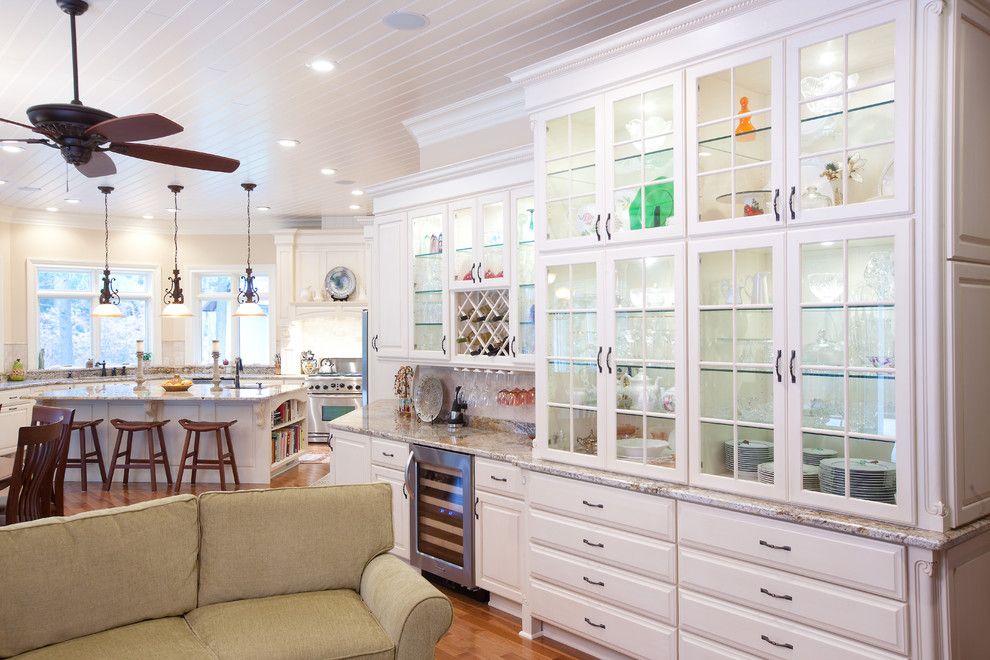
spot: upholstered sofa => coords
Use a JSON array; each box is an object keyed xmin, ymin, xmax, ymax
[{"xmin": 0, "ymin": 484, "xmax": 453, "ymax": 659}]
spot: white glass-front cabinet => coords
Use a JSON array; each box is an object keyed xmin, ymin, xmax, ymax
[
  {"xmin": 372, "ymin": 213, "xmax": 408, "ymax": 357},
  {"xmin": 687, "ymin": 42, "xmax": 786, "ymax": 236},
  {"xmin": 449, "ymin": 198, "xmax": 477, "ymax": 287},
  {"xmin": 787, "ymin": 219, "xmax": 912, "ymax": 522},
  {"xmin": 449, "ymin": 194, "xmax": 510, "ymax": 288},
  {"xmin": 537, "ymin": 252, "xmax": 607, "ymax": 468},
  {"xmin": 408, "ymin": 206, "xmax": 448, "ymax": 359},
  {"xmin": 785, "ymin": 3, "xmax": 910, "ymax": 224},
  {"xmin": 509, "ymin": 188, "xmax": 536, "ymax": 363},
  {"xmin": 688, "ymin": 234, "xmax": 787, "ymax": 499}
]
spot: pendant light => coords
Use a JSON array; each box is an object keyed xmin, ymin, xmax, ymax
[
  {"xmin": 92, "ymin": 185, "xmax": 124, "ymax": 318},
  {"xmin": 162, "ymin": 184, "xmax": 192, "ymax": 317},
  {"xmin": 233, "ymin": 182, "xmax": 266, "ymax": 317}
]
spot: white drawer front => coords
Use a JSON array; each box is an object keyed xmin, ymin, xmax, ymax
[
  {"xmin": 680, "ymin": 590, "xmax": 903, "ymax": 660},
  {"xmin": 528, "ymin": 472, "xmax": 675, "ymax": 540},
  {"xmin": 476, "ymin": 458, "xmax": 524, "ymax": 497},
  {"xmin": 530, "ymin": 545, "xmax": 676, "ymax": 624},
  {"xmin": 678, "ymin": 502, "xmax": 905, "ymax": 599},
  {"xmin": 679, "ymin": 548, "xmax": 908, "ymax": 653},
  {"xmin": 530, "ymin": 579, "xmax": 676, "ymax": 660},
  {"xmin": 679, "ymin": 632, "xmax": 758, "ymax": 659},
  {"xmin": 529, "ymin": 510, "xmax": 675, "ymax": 581},
  {"xmin": 370, "ymin": 438, "xmax": 408, "ymax": 469}
]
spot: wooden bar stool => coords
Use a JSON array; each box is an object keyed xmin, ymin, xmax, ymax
[
  {"xmin": 104, "ymin": 419, "xmax": 173, "ymax": 492},
  {"xmin": 175, "ymin": 419, "xmax": 240, "ymax": 491},
  {"xmin": 65, "ymin": 419, "xmax": 107, "ymax": 492}
]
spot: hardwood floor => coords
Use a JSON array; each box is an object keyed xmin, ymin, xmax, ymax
[{"xmin": 59, "ymin": 446, "xmax": 591, "ymax": 660}]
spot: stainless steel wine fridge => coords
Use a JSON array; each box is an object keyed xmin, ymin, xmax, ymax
[{"xmin": 406, "ymin": 444, "xmax": 475, "ymax": 588}]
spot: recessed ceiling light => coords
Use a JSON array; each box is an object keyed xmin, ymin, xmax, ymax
[
  {"xmin": 349, "ymin": 204, "xmax": 361, "ymax": 210},
  {"xmin": 320, "ymin": 167, "xmax": 336, "ymax": 176},
  {"xmin": 351, "ymin": 189, "xmax": 364, "ymax": 196},
  {"xmin": 0, "ymin": 179, "xmax": 6, "ymax": 185},
  {"xmin": 142, "ymin": 214, "xmax": 154, "ymax": 219},
  {"xmin": 256, "ymin": 206, "xmax": 271, "ymax": 211},
  {"xmin": 45, "ymin": 206, "xmax": 59, "ymax": 212},
  {"xmin": 276, "ymin": 139, "xmax": 300, "ymax": 147},
  {"xmin": 307, "ymin": 59, "xmax": 336, "ymax": 73},
  {"xmin": 335, "ymin": 179, "xmax": 355, "ymax": 185},
  {"xmin": 383, "ymin": 11, "xmax": 429, "ymax": 30},
  {"xmin": 2, "ymin": 144, "xmax": 25, "ymax": 153},
  {"xmin": 64, "ymin": 198, "xmax": 80, "ymax": 204}
]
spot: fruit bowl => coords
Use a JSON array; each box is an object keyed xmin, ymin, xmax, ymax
[{"xmin": 161, "ymin": 376, "xmax": 194, "ymax": 392}]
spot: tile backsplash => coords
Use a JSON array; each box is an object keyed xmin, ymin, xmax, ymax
[{"xmin": 413, "ymin": 365, "xmax": 534, "ymax": 427}]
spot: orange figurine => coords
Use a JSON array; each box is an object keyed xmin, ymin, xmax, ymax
[{"xmin": 735, "ymin": 96, "xmax": 756, "ymax": 142}]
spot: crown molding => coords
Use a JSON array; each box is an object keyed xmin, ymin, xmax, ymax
[
  {"xmin": 508, "ymin": 0, "xmax": 772, "ymax": 86},
  {"xmin": 402, "ymin": 83, "xmax": 527, "ymax": 147}
]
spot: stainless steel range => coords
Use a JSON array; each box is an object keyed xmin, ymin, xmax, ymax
[{"xmin": 305, "ymin": 357, "xmax": 363, "ymax": 443}]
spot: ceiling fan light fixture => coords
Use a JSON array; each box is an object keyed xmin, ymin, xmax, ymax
[
  {"xmin": 234, "ymin": 182, "xmax": 266, "ymax": 318},
  {"xmin": 276, "ymin": 139, "xmax": 299, "ymax": 148},
  {"xmin": 307, "ymin": 59, "xmax": 336, "ymax": 73},
  {"xmin": 163, "ymin": 184, "xmax": 192, "ymax": 318}
]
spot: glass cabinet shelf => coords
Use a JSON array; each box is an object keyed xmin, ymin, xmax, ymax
[
  {"xmin": 414, "ymin": 289, "xmax": 442, "ymax": 294},
  {"xmin": 414, "ymin": 251, "xmax": 443, "ymax": 258}
]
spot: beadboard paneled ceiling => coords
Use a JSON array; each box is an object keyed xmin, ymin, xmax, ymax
[{"xmin": 0, "ymin": 0, "xmax": 690, "ymax": 228}]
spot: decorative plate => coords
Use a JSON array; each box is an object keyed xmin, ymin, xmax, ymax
[
  {"xmin": 324, "ymin": 266, "xmax": 356, "ymax": 301},
  {"xmin": 413, "ymin": 377, "xmax": 444, "ymax": 423}
]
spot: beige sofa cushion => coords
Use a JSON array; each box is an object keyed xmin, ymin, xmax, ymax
[
  {"xmin": 197, "ymin": 484, "xmax": 393, "ymax": 606},
  {"xmin": 12, "ymin": 618, "xmax": 214, "ymax": 660},
  {"xmin": 185, "ymin": 590, "xmax": 394, "ymax": 660},
  {"xmin": 0, "ymin": 496, "xmax": 199, "ymax": 658}
]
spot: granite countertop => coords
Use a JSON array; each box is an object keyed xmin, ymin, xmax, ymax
[
  {"xmin": 0, "ymin": 371, "xmax": 304, "ymax": 393},
  {"xmin": 330, "ymin": 401, "xmax": 990, "ymax": 551},
  {"xmin": 28, "ymin": 381, "xmax": 306, "ymax": 402}
]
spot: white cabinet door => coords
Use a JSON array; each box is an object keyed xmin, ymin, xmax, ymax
[
  {"xmin": 785, "ymin": 3, "xmax": 910, "ymax": 225},
  {"xmin": 509, "ymin": 187, "xmax": 536, "ymax": 364},
  {"xmin": 477, "ymin": 191, "xmax": 510, "ymax": 287},
  {"xmin": 408, "ymin": 205, "xmax": 449, "ymax": 360},
  {"xmin": 331, "ymin": 432, "xmax": 371, "ymax": 485},
  {"xmin": 604, "ymin": 71, "xmax": 684, "ymax": 243},
  {"xmin": 688, "ymin": 233, "xmax": 787, "ymax": 500},
  {"xmin": 475, "ymin": 490, "xmax": 524, "ymax": 602},
  {"xmin": 372, "ymin": 465, "xmax": 410, "ymax": 560},
  {"xmin": 536, "ymin": 250, "xmax": 607, "ymax": 468},
  {"xmin": 372, "ymin": 213, "xmax": 408, "ymax": 357},
  {"xmin": 448, "ymin": 197, "xmax": 478, "ymax": 289},
  {"xmin": 535, "ymin": 97, "xmax": 606, "ymax": 253},
  {"xmin": 786, "ymin": 219, "xmax": 912, "ymax": 524},
  {"xmin": 687, "ymin": 42, "xmax": 785, "ymax": 236},
  {"xmin": 604, "ymin": 243, "xmax": 687, "ymax": 483}
]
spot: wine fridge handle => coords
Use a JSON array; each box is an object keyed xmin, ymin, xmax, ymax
[{"xmin": 403, "ymin": 451, "xmax": 414, "ymax": 500}]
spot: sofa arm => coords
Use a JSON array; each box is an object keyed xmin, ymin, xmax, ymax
[{"xmin": 360, "ymin": 554, "xmax": 453, "ymax": 659}]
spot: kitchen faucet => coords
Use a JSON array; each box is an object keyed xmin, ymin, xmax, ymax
[
  {"xmin": 234, "ymin": 357, "xmax": 243, "ymax": 389},
  {"xmin": 95, "ymin": 361, "xmax": 107, "ymax": 377}
]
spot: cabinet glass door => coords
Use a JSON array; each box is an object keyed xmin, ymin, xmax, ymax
[
  {"xmin": 409, "ymin": 208, "xmax": 447, "ymax": 357},
  {"xmin": 606, "ymin": 74, "xmax": 682, "ymax": 241},
  {"xmin": 690, "ymin": 236, "xmax": 785, "ymax": 498},
  {"xmin": 479, "ymin": 194, "xmax": 508, "ymax": 285},
  {"xmin": 450, "ymin": 200, "xmax": 476, "ymax": 286},
  {"xmin": 787, "ymin": 5, "xmax": 908, "ymax": 222},
  {"xmin": 511, "ymin": 190, "xmax": 536, "ymax": 360},
  {"xmin": 606, "ymin": 245, "xmax": 686, "ymax": 481},
  {"xmin": 538, "ymin": 254, "xmax": 605, "ymax": 467},
  {"xmin": 788, "ymin": 220, "xmax": 911, "ymax": 521},
  {"xmin": 539, "ymin": 99, "xmax": 603, "ymax": 249},
  {"xmin": 688, "ymin": 44, "xmax": 784, "ymax": 234}
]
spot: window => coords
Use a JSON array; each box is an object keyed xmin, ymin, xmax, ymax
[
  {"xmin": 193, "ymin": 269, "xmax": 272, "ymax": 365},
  {"xmin": 35, "ymin": 265, "xmax": 154, "ymax": 368}
]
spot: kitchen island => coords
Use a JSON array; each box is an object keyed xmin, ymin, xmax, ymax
[{"xmin": 25, "ymin": 381, "xmax": 308, "ymax": 485}]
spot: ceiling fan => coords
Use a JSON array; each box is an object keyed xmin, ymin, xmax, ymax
[{"xmin": 0, "ymin": 0, "xmax": 239, "ymax": 177}]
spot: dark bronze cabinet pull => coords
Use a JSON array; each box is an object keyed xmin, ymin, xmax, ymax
[
  {"xmin": 596, "ymin": 346, "xmax": 603, "ymax": 373},
  {"xmin": 582, "ymin": 499, "xmax": 604, "ymax": 508},
  {"xmin": 441, "ymin": 335, "xmax": 446, "ymax": 355},
  {"xmin": 760, "ymin": 587, "xmax": 793, "ymax": 601},
  {"xmin": 584, "ymin": 617, "xmax": 606, "ymax": 629},
  {"xmin": 468, "ymin": 263, "xmax": 476, "ymax": 283},
  {"xmin": 762, "ymin": 634, "xmax": 793, "ymax": 650},
  {"xmin": 789, "ymin": 185, "xmax": 796, "ymax": 219},
  {"xmin": 510, "ymin": 336, "xmax": 517, "ymax": 357},
  {"xmin": 775, "ymin": 349, "xmax": 783, "ymax": 382},
  {"xmin": 490, "ymin": 475, "xmax": 508, "ymax": 482},
  {"xmin": 604, "ymin": 213, "xmax": 612, "ymax": 239},
  {"xmin": 382, "ymin": 452, "xmax": 394, "ymax": 458},
  {"xmin": 594, "ymin": 214, "xmax": 602, "ymax": 241},
  {"xmin": 583, "ymin": 576, "xmax": 605, "ymax": 586},
  {"xmin": 582, "ymin": 538, "xmax": 605, "ymax": 548},
  {"xmin": 773, "ymin": 188, "xmax": 780, "ymax": 222},
  {"xmin": 605, "ymin": 347, "xmax": 613, "ymax": 374},
  {"xmin": 760, "ymin": 539, "xmax": 792, "ymax": 551},
  {"xmin": 790, "ymin": 349, "xmax": 797, "ymax": 384}
]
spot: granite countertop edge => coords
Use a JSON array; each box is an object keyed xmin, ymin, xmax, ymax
[
  {"xmin": 329, "ymin": 403, "xmax": 990, "ymax": 552},
  {"xmin": 15, "ymin": 381, "xmax": 307, "ymax": 402}
]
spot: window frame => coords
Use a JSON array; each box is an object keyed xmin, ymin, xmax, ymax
[
  {"xmin": 27, "ymin": 259, "xmax": 161, "ymax": 369},
  {"xmin": 187, "ymin": 265, "xmax": 276, "ymax": 366}
]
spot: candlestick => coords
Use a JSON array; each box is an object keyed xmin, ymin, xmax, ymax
[
  {"xmin": 136, "ymin": 339, "xmax": 144, "ymax": 353},
  {"xmin": 210, "ymin": 351, "xmax": 223, "ymax": 393},
  {"xmin": 134, "ymin": 349, "xmax": 147, "ymax": 391},
  {"xmin": 212, "ymin": 339, "xmax": 220, "ymax": 353}
]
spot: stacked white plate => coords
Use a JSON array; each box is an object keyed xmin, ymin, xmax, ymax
[
  {"xmin": 819, "ymin": 458, "xmax": 896, "ymax": 503},
  {"xmin": 756, "ymin": 462, "xmax": 820, "ymax": 490},
  {"xmin": 802, "ymin": 447, "xmax": 838, "ymax": 466},
  {"xmin": 723, "ymin": 440, "xmax": 773, "ymax": 479}
]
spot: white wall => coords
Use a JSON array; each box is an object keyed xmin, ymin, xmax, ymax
[{"xmin": 419, "ymin": 117, "xmax": 533, "ymax": 170}]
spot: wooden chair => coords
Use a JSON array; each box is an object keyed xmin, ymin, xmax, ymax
[
  {"xmin": 4, "ymin": 422, "xmax": 63, "ymax": 525},
  {"xmin": 31, "ymin": 406, "xmax": 75, "ymax": 516}
]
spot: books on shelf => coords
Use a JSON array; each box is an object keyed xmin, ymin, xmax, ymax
[
  {"xmin": 272, "ymin": 399, "xmax": 302, "ymax": 427},
  {"xmin": 272, "ymin": 425, "xmax": 302, "ymax": 464}
]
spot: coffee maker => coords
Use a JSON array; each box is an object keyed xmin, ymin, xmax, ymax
[{"xmin": 448, "ymin": 386, "xmax": 468, "ymax": 429}]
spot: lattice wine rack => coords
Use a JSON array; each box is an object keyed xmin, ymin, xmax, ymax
[{"xmin": 454, "ymin": 288, "xmax": 511, "ymax": 358}]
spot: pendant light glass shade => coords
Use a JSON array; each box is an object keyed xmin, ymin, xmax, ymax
[
  {"xmin": 163, "ymin": 184, "xmax": 193, "ymax": 318},
  {"xmin": 234, "ymin": 182, "xmax": 267, "ymax": 318},
  {"xmin": 93, "ymin": 186, "xmax": 124, "ymax": 318}
]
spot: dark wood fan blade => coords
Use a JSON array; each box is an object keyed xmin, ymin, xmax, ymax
[
  {"xmin": 109, "ymin": 143, "xmax": 239, "ymax": 173},
  {"xmin": 84, "ymin": 113, "xmax": 183, "ymax": 143},
  {"xmin": 76, "ymin": 151, "xmax": 117, "ymax": 177},
  {"xmin": 0, "ymin": 116, "xmax": 41, "ymax": 132}
]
